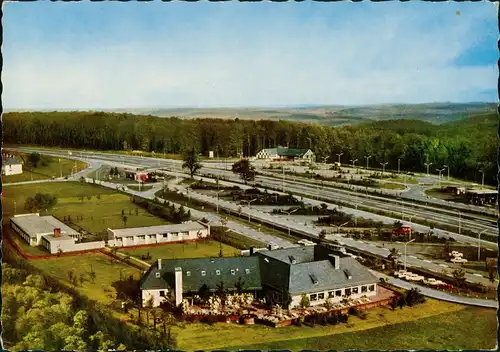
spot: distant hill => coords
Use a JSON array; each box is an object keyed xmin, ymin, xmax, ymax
[{"xmin": 108, "ymin": 102, "xmax": 496, "ymax": 126}]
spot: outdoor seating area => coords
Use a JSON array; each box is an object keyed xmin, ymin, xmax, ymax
[{"xmin": 176, "ymin": 286, "xmax": 397, "ymax": 328}]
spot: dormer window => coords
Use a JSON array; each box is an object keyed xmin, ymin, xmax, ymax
[
  {"xmin": 155, "ymin": 272, "xmax": 161, "ymax": 278},
  {"xmin": 186, "ymin": 271, "xmax": 191, "ymax": 276},
  {"xmin": 201, "ymin": 271, "xmax": 206, "ymax": 276},
  {"xmin": 216, "ymin": 270, "xmax": 221, "ymax": 275},
  {"xmin": 245, "ymin": 269, "xmax": 250, "ymax": 274},
  {"xmin": 231, "ymin": 269, "xmax": 235, "ymax": 275}
]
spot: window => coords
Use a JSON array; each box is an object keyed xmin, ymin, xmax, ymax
[
  {"xmin": 186, "ymin": 271, "xmax": 191, "ymax": 276},
  {"xmin": 231, "ymin": 269, "xmax": 235, "ymax": 275},
  {"xmin": 345, "ymin": 288, "xmax": 351, "ymax": 296},
  {"xmin": 318, "ymin": 293, "xmax": 325, "ymax": 300},
  {"xmin": 155, "ymin": 272, "xmax": 161, "ymax": 278},
  {"xmin": 328, "ymin": 291, "xmax": 335, "ymax": 298},
  {"xmin": 369, "ymin": 285, "xmax": 375, "ymax": 292},
  {"xmin": 352, "ymin": 287, "xmax": 359, "ymax": 294},
  {"xmin": 159, "ymin": 290, "xmax": 165, "ymax": 297},
  {"xmin": 361, "ymin": 286, "xmax": 367, "ymax": 293},
  {"xmin": 201, "ymin": 271, "xmax": 206, "ymax": 276},
  {"xmin": 216, "ymin": 270, "xmax": 221, "ymax": 275},
  {"xmin": 310, "ymin": 294, "xmax": 318, "ymax": 301},
  {"xmin": 245, "ymin": 269, "xmax": 250, "ymax": 274},
  {"xmin": 335, "ymin": 290, "xmax": 342, "ymax": 297}
]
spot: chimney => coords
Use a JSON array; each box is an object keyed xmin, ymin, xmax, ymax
[
  {"xmin": 268, "ymin": 244, "xmax": 272, "ymax": 251},
  {"xmin": 328, "ymin": 254, "xmax": 340, "ymax": 270},
  {"xmin": 54, "ymin": 228, "xmax": 61, "ymax": 238},
  {"xmin": 158, "ymin": 259, "xmax": 162, "ymax": 270},
  {"xmin": 250, "ymin": 247, "xmax": 254, "ymax": 256},
  {"xmin": 174, "ymin": 267, "xmax": 183, "ymax": 306}
]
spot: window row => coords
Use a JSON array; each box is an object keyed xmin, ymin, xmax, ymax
[
  {"xmin": 154, "ymin": 268, "xmax": 253, "ymax": 278},
  {"xmin": 309, "ymin": 285, "xmax": 375, "ymax": 301}
]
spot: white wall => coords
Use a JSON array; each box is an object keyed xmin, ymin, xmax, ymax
[
  {"xmin": 109, "ymin": 227, "xmax": 209, "ymax": 248},
  {"xmin": 290, "ymin": 284, "xmax": 377, "ymax": 309},
  {"xmin": 3, "ymin": 164, "xmax": 23, "ymax": 175},
  {"xmin": 142, "ymin": 289, "xmax": 169, "ymax": 307}
]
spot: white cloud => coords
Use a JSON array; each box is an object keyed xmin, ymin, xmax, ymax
[{"xmin": 2, "ymin": 2, "xmax": 497, "ymax": 109}]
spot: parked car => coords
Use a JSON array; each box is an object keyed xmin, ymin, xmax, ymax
[
  {"xmin": 450, "ymin": 251, "xmax": 463, "ymax": 257},
  {"xmin": 394, "ymin": 270, "xmax": 408, "ymax": 279},
  {"xmin": 450, "ymin": 257, "xmax": 468, "ymax": 264},
  {"xmin": 405, "ymin": 273, "xmax": 425, "ymax": 281},
  {"xmin": 424, "ymin": 278, "xmax": 445, "ymax": 286}
]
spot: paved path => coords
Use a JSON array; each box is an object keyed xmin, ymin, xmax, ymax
[{"xmin": 371, "ymin": 271, "xmax": 498, "ymax": 308}]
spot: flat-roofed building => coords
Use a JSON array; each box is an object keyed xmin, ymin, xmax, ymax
[
  {"xmin": 465, "ymin": 189, "xmax": 497, "ymax": 205},
  {"xmin": 10, "ymin": 213, "xmax": 81, "ymax": 246},
  {"xmin": 107, "ymin": 221, "xmax": 209, "ymax": 247}
]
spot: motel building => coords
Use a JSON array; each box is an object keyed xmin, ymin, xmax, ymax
[
  {"xmin": 140, "ymin": 244, "xmax": 378, "ymax": 309},
  {"xmin": 107, "ymin": 221, "xmax": 210, "ymax": 247},
  {"xmin": 10, "ymin": 213, "xmax": 81, "ymax": 253}
]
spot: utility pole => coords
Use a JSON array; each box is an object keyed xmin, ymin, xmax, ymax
[
  {"xmin": 282, "ymin": 166, "xmax": 285, "ymax": 193},
  {"xmin": 436, "ymin": 168, "xmax": 445, "ymax": 188},
  {"xmin": 404, "ymin": 239, "xmax": 415, "ymax": 271},
  {"xmin": 458, "ymin": 211, "xmax": 461, "ymax": 235},
  {"xmin": 479, "ymin": 169, "xmax": 485, "ymax": 189}
]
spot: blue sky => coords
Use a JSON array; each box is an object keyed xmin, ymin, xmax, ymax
[{"xmin": 2, "ymin": 1, "xmax": 498, "ymax": 109}]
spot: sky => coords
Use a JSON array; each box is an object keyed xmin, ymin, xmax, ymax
[{"xmin": 2, "ymin": 1, "xmax": 498, "ymax": 110}]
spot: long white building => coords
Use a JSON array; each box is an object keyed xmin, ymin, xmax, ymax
[{"xmin": 107, "ymin": 221, "xmax": 210, "ymax": 247}]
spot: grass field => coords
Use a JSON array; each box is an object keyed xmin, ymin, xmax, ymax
[
  {"xmin": 118, "ymin": 240, "xmax": 241, "ymax": 263},
  {"xmin": 127, "ymin": 184, "xmax": 153, "ymax": 192},
  {"xmin": 31, "ymin": 253, "xmax": 142, "ymax": 305},
  {"xmin": 2, "ymin": 153, "xmax": 87, "ymax": 183},
  {"xmin": 172, "ymin": 299, "xmax": 481, "ymax": 350},
  {"xmin": 225, "ymin": 306, "xmax": 497, "ymax": 351},
  {"xmin": 2, "ymin": 182, "xmax": 172, "ymax": 236}
]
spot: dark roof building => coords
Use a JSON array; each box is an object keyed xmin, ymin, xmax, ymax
[
  {"xmin": 139, "ymin": 245, "xmax": 378, "ymax": 308},
  {"xmin": 255, "ymin": 147, "xmax": 315, "ymax": 160}
]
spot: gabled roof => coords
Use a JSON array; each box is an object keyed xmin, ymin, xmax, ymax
[
  {"xmin": 287, "ymin": 257, "xmax": 377, "ymax": 295},
  {"xmin": 3, "ymin": 157, "xmax": 22, "ymax": 166},
  {"xmin": 140, "ymin": 256, "xmax": 262, "ymax": 292},
  {"xmin": 257, "ymin": 246, "xmax": 315, "ymax": 264}
]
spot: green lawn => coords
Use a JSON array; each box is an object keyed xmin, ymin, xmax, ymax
[
  {"xmin": 118, "ymin": 240, "xmax": 241, "ymax": 263},
  {"xmin": 172, "ymin": 299, "xmax": 469, "ymax": 350},
  {"xmin": 31, "ymin": 253, "xmax": 142, "ymax": 305},
  {"xmin": 127, "ymin": 184, "xmax": 153, "ymax": 192},
  {"xmin": 225, "ymin": 306, "xmax": 497, "ymax": 351},
  {"xmin": 2, "ymin": 153, "xmax": 87, "ymax": 183},
  {"xmin": 2, "ymin": 182, "xmax": 172, "ymax": 236},
  {"xmin": 4, "ymin": 226, "xmax": 48, "ymax": 256}
]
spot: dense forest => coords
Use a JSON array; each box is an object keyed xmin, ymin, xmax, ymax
[{"xmin": 3, "ymin": 110, "xmax": 498, "ymax": 184}]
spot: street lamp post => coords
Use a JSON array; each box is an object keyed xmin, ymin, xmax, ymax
[
  {"xmin": 337, "ymin": 221, "xmax": 349, "ymax": 236},
  {"xmin": 478, "ymin": 229, "xmax": 488, "ymax": 261},
  {"xmin": 284, "ymin": 208, "xmax": 298, "ymax": 236},
  {"xmin": 424, "ymin": 162, "xmax": 432, "ymax": 176},
  {"xmin": 436, "ymin": 168, "xmax": 445, "ymax": 189},
  {"xmin": 398, "ymin": 158, "xmax": 402, "ymax": 174},
  {"xmin": 479, "ymin": 169, "xmax": 485, "ymax": 189},
  {"xmin": 404, "ymin": 238, "xmax": 415, "ymax": 271},
  {"xmin": 403, "ymin": 214, "xmax": 416, "ymax": 240},
  {"xmin": 14, "ymin": 201, "xmax": 16, "ymax": 215},
  {"xmin": 458, "ymin": 211, "xmax": 461, "ymax": 234},
  {"xmin": 380, "ymin": 162, "xmax": 388, "ymax": 176},
  {"xmin": 443, "ymin": 164, "xmax": 450, "ymax": 181},
  {"xmin": 364, "ymin": 155, "xmax": 371, "ymax": 171},
  {"xmin": 216, "ymin": 190, "xmax": 224, "ymax": 214},
  {"xmin": 282, "ymin": 167, "xmax": 286, "ymax": 193},
  {"xmin": 243, "ymin": 198, "xmax": 258, "ymax": 222},
  {"xmin": 350, "ymin": 159, "xmax": 358, "ymax": 177},
  {"xmin": 336, "ymin": 152, "xmax": 343, "ymax": 166}
]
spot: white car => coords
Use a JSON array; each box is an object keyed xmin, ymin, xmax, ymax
[
  {"xmin": 424, "ymin": 278, "xmax": 445, "ymax": 286},
  {"xmin": 394, "ymin": 270, "xmax": 408, "ymax": 279},
  {"xmin": 450, "ymin": 257, "xmax": 468, "ymax": 264},
  {"xmin": 450, "ymin": 251, "xmax": 463, "ymax": 258}
]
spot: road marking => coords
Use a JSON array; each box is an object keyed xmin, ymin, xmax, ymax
[
  {"xmin": 439, "ymin": 264, "xmax": 448, "ymax": 267},
  {"xmin": 423, "ymin": 260, "xmax": 432, "ymax": 263},
  {"xmin": 473, "ymin": 274, "xmax": 483, "ymax": 277},
  {"xmin": 429, "ymin": 269, "xmax": 437, "ymax": 272},
  {"xmin": 381, "ymin": 248, "xmax": 389, "ymax": 251},
  {"xmin": 409, "ymin": 255, "xmax": 417, "ymax": 259}
]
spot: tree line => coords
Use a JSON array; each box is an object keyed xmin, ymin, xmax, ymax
[{"xmin": 3, "ymin": 110, "xmax": 497, "ymax": 184}]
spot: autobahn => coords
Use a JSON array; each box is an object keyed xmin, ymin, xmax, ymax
[
  {"xmin": 7, "ymin": 146, "xmax": 498, "ymax": 305},
  {"xmin": 9, "ymin": 147, "xmax": 498, "ymax": 240}
]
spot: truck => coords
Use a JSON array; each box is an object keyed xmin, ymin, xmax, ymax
[{"xmin": 393, "ymin": 224, "xmax": 412, "ymax": 237}]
